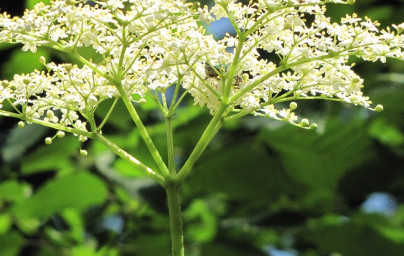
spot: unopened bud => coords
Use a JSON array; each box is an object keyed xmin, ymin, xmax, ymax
[
  {"xmin": 289, "ymin": 102, "xmax": 297, "ymax": 111},
  {"xmin": 241, "ymin": 73, "xmax": 249, "ymax": 82},
  {"xmin": 397, "ymin": 24, "xmax": 404, "ymax": 34},
  {"xmin": 65, "ymin": 64, "xmax": 73, "ymax": 72},
  {"xmin": 309, "ymin": 123, "xmax": 318, "ymax": 130},
  {"xmin": 45, "ymin": 137, "xmax": 53, "ymax": 145},
  {"xmin": 374, "ymin": 104, "xmax": 384, "ymax": 112},
  {"xmin": 80, "ymin": 149, "xmax": 88, "ymax": 156},
  {"xmin": 138, "ymin": 98, "xmax": 146, "ymax": 104},
  {"xmin": 18, "ymin": 121, "xmax": 25, "ymax": 128},
  {"xmin": 56, "ymin": 131, "xmax": 65, "ymax": 138},
  {"xmin": 300, "ymin": 119, "xmax": 310, "ymax": 128},
  {"xmin": 23, "ymin": 78, "xmax": 31, "ymax": 85},
  {"xmin": 352, "ymin": 77, "xmax": 361, "ymax": 83},
  {"xmin": 39, "ymin": 56, "xmax": 46, "ymax": 65}
]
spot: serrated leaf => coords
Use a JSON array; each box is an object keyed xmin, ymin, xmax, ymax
[
  {"xmin": 259, "ymin": 118, "xmax": 374, "ymax": 191},
  {"xmin": 185, "ymin": 140, "xmax": 300, "ymax": 202}
]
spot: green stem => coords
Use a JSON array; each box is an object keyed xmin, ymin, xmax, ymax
[
  {"xmin": 177, "ymin": 104, "xmax": 227, "ymax": 181},
  {"xmin": 166, "ymin": 115, "xmax": 176, "ymax": 175},
  {"xmin": 165, "ymin": 182, "xmax": 184, "ymax": 256},
  {"xmin": 114, "ymin": 81, "xmax": 170, "ymax": 177},
  {"xmin": 94, "ymin": 133, "xmax": 165, "ymax": 185}
]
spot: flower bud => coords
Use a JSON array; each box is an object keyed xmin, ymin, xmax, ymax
[
  {"xmin": 397, "ymin": 24, "xmax": 404, "ymax": 34},
  {"xmin": 241, "ymin": 73, "xmax": 249, "ymax": 82},
  {"xmin": 65, "ymin": 64, "xmax": 73, "ymax": 72},
  {"xmin": 23, "ymin": 78, "xmax": 31, "ymax": 85},
  {"xmin": 289, "ymin": 102, "xmax": 297, "ymax": 111},
  {"xmin": 352, "ymin": 77, "xmax": 361, "ymax": 84},
  {"xmin": 138, "ymin": 98, "xmax": 146, "ymax": 104},
  {"xmin": 45, "ymin": 137, "xmax": 53, "ymax": 145},
  {"xmin": 80, "ymin": 149, "xmax": 88, "ymax": 156},
  {"xmin": 300, "ymin": 118, "xmax": 309, "ymax": 128},
  {"xmin": 39, "ymin": 56, "xmax": 46, "ymax": 65},
  {"xmin": 309, "ymin": 123, "xmax": 318, "ymax": 130},
  {"xmin": 374, "ymin": 104, "xmax": 384, "ymax": 112},
  {"xmin": 18, "ymin": 121, "xmax": 25, "ymax": 128},
  {"xmin": 56, "ymin": 131, "xmax": 65, "ymax": 138}
]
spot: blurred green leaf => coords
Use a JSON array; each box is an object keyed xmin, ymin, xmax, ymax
[
  {"xmin": 0, "ymin": 214, "xmax": 12, "ymax": 234},
  {"xmin": 1, "ymin": 48, "xmax": 49, "ymax": 79},
  {"xmin": 306, "ymin": 213, "xmax": 404, "ymax": 256},
  {"xmin": 201, "ymin": 243, "xmax": 267, "ymax": 256},
  {"xmin": 184, "ymin": 199, "xmax": 218, "ymax": 243},
  {"xmin": 11, "ymin": 172, "xmax": 107, "ymax": 220},
  {"xmin": 95, "ymin": 99, "xmax": 134, "ymax": 131},
  {"xmin": 0, "ymin": 232, "xmax": 24, "ymax": 256},
  {"xmin": 0, "ymin": 180, "xmax": 31, "ymax": 203},
  {"xmin": 185, "ymin": 139, "xmax": 300, "ymax": 202},
  {"xmin": 26, "ymin": 0, "xmax": 51, "ymax": 9},
  {"xmin": 20, "ymin": 135, "xmax": 79, "ymax": 174},
  {"xmin": 369, "ymin": 118, "xmax": 404, "ymax": 147},
  {"xmin": 61, "ymin": 209, "xmax": 85, "ymax": 243},
  {"xmin": 259, "ymin": 118, "xmax": 374, "ymax": 191},
  {"xmin": 2, "ymin": 124, "xmax": 48, "ymax": 163}
]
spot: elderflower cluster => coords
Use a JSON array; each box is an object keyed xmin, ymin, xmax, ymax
[{"xmin": 0, "ymin": 0, "xmax": 403, "ymax": 133}]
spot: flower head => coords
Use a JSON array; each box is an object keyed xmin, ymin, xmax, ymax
[{"xmin": 0, "ymin": 0, "xmax": 402, "ymax": 132}]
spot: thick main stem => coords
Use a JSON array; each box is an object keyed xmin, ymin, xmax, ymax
[{"xmin": 165, "ymin": 182, "xmax": 184, "ymax": 256}]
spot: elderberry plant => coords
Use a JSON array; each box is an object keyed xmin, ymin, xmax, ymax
[{"xmin": 0, "ymin": 0, "xmax": 403, "ymax": 255}]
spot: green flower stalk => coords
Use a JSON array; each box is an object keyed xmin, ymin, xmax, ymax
[{"xmin": 0, "ymin": 0, "xmax": 403, "ymax": 255}]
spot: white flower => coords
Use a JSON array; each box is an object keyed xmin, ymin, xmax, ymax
[{"xmin": 0, "ymin": 0, "xmax": 402, "ymax": 133}]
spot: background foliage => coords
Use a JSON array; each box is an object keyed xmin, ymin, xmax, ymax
[{"xmin": 1, "ymin": 0, "xmax": 404, "ymax": 255}]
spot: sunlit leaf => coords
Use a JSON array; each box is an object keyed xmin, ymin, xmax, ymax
[
  {"xmin": 369, "ymin": 118, "xmax": 404, "ymax": 147},
  {"xmin": 1, "ymin": 48, "xmax": 49, "ymax": 79},
  {"xmin": 11, "ymin": 172, "xmax": 108, "ymax": 220},
  {"xmin": 26, "ymin": 0, "xmax": 51, "ymax": 8},
  {"xmin": 0, "ymin": 180, "xmax": 31, "ymax": 203}
]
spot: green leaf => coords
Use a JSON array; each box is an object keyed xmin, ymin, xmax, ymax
[
  {"xmin": 306, "ymin": 213, "xmax": 404, "ymax": 256},
  {"xmin": 0, "ymin": 232, "xmax": 24, "ymax": 256},
  {"xmin": 2, "ymin": 124, "xmax": 48, "ymax": 163},
  {"xmin": 185, "ymin": 139, "xmax": 300, "ymax": 202},
  {"xmin": 0, "ymin": 180, "xmax": 31, "ymax": 203},
  {"xmin": 20, "ymin": 136, "xmax": 79, "ymax": 174},
  {"xmin": 201, "ymin": 243, "xmax": 267, "ymax": 256},
  {"xmin": 0, "ymin": 214, "xmax": 12, "ymax": 234},
  {"xmin": 369, "ymin": 118, "xmax": 404, "ymax": 147},
  {"xmin": 184, "ymin": 199, "xmax": 218, "ymax": 243},
  {"xmin": 11, "ymin": 172, "xmax": 108, "ymax": 220},
  {"xmin": 259, "ymin": 118, "xmax": 375, "ymax": 191},
  {"xmin": 25, "ymin": 0, "xmax": 51, "ymax": 9},
  {"xmin": 1, "ymin": 48, "xmax": 49, "ymax": 79},
  {"xmin": 61, "ymin": 209, "xmax": 85, "ymax": 243}
]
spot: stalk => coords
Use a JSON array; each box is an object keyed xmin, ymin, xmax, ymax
[{"xmin": 165, "ymin": 182, "xmax": 184, "ymax": 256}]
